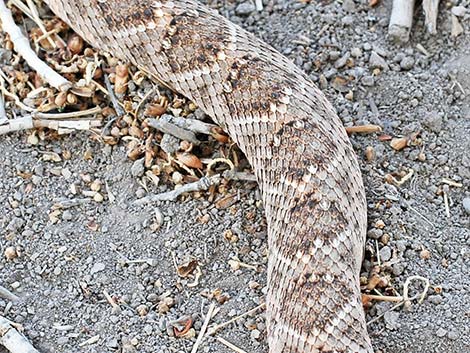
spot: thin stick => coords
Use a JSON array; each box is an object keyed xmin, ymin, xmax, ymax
[
  {"xmin": 207, "ymin": 303, "xmax": 266, "ymax": 336},
  {"xmin": 0, "ymin": 286, "xmax": 19, "ymax": 302},
  {"xmin": 443, "ymin": 192, "xmax": 450, "ymax": 218},
  {"xmin": 0, "ymin": 316, "xmax": 40, "ymax": 353},
  {"xmin": 102, "ymin": 290, "xmax": 121, "ymax": 314},
  {"xmin": 0, "ymin": 0, "xmax": 71, "ymax": 91},
  {"xmin": 34, "ymin": 106, "xmax": 101, "ymax": 119},
  {"xmin": 362, "ymin": 294, "xmax": 403, "ymax": 303},
  {"xmin": 367, "ymin": 275, "xmax": 430, "ymax": 326},
  {"xmin": 441, "ymin": 178, "xmax": 462, "ymax": 188},
  {"xmin": 0, "ymin": 94, "xmax": 7, "ymax": 125},
  {"xmin": 134, "ymin": 175, "xmax": 221, "ymax": 205},
  {"xmin": 191, "ymin": 303, "xmax": 216, "ymax": 353},
  {"xmin": 216, "ymin": 337, "xmax": 248, "ymax": 353},
  {"xmin": 25, "ymin": 0, "xmax": 56, "ymax": 48},
  {"xmin": 422, "ymin": 0, "xmax": 440, "ymax": 35},
  {"xmin": 104, "ymin": 74, "xmax": 125, "ymax": 116},
  {"xmin": 147, "ymin": 117, "xmax": 201, "ymax": 145},
  {"xmin": 389, "ymin": 0, "xmax": 416, "ymax": 43}
]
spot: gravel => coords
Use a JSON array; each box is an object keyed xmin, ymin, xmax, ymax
[{"xmin": 1, "ymin": 1, "xmax": 469, "ymax": 353}]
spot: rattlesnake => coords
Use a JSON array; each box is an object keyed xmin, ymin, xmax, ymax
[{"xmin": 47, "ymin": 1, "xmax": 373, "ymax": 352}]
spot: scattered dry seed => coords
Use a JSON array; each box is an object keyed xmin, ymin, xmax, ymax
[
  {"xmin": 136, "ymin": 304, "xmax": 149, "ymax": 317},
  {"xmin": 93, "ymin": 193, "xmax": 104, "ymax": 202},
  {"xmin": 114, "ymin": 64, "xmax": 129, "ymax": 95},
  {"xmin": 90, "ymin": 180, "xmax": 102, "ymax": 192},
  {"xmin": 67, "ymin": 34, "xmax": 83, "ymax": 54},
  {"xmin": 420, "ymin": 248, "xmax": 431, "ymax": 260},
  {"xmin": 365, "ymin": 146, "xmax": 375, "ymax": 161},
  {"xmin": 4, "ymin": 246, "xmax": 18, "ymax": 260}
]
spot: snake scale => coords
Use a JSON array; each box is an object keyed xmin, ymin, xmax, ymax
[{"xmin": 46, "ymin": 1, "xmax": 373, "ymax": 352}]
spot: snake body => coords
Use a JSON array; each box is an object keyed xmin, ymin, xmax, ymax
[{"xmin": 47, "ymin": 1, "xmax": 372, "ymax": 352}]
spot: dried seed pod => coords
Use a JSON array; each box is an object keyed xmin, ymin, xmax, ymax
[
  {"xmin": 54, "ymin": 92, "xmax": 67, "ymax": 107},
  {"xmin": 128, "ymin": 146, "xmax": 144, "ymax": 160},
  {"xmin": 129, "ymin": 125, "xmax": 144, "ymax": 139},
  {"xmin": 390, "ymin": 137, "xmax": 409, "ymax": 151},
  {"xmin": 4, "ymin": 246, "xmax": 18, "ymax": 260},
  {"xmin": 365, "ymin": 146, "xmax": 375, "ymax": 161},
  {"xmin": 136, "ymin": 304, "xmax": 149, "ymax": 317},
  {"xmin": 179, "ymin": 140, "xmax": 193, "ymax": 153},
  {"xmin": 114, "ymin": 64, "xmax": 129, "ymax": 95},
  {"xmin": 66, "ymin": 93, "xmax": 78, "ymax": 105},
  {"xmin": 67, "ymin": 34, "xmax": 83, "ymax": 54},
  {"xmin": 176, "ymin": 152, "xmax": 203, "ymax": 169},
  {"xmin": 93, "ymin": 193, "xmax": 104, "ymax": 202},
  {"xmin": 420, "ymin": 248, "xmax": 431, "ymax": 260},
  {"xmin": 145, "ymin": 102, "xmax": 167, "ymax": 116},
  {"xmin": 83, "ymin": 47, "xmax": 94, "ymax": 57},
  {"xmin": 90, "ymin": 180, "xmax": 102, "ymax": 192},
  {"xmin": 210, "ymin": 126, "xmax": 229, "ymax": 143},
  {"xmin": 177, "ymin": 259, "xmax": 198, "ymax": 278}
]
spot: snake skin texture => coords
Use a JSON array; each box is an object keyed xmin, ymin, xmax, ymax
[{"xmin": 46, "ymin": 1, "xmax": 373, "ymax": 352}]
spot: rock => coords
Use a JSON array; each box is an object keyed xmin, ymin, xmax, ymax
[
  {"xmin": 369, "ymin": 51, "xmax": 388, "ymax": 70},
  {"xmin": 384, "ymin": 311, "xmax": 400, "ymax": 330},
  {"xmin": 367, "ymin": 228, "xmax": 383, "ymax": 239},
  {"xmin": 130, "ymin": 158, "xmax": 145, "ymax": 177},
  {"xmin": 62, "ymin": 210, "xmax": 73, "ymax": 221},
  {"xmin": 334, "ymin": 53, "xmax": 349, "ymax": 69},
  {"xmin": 436, "ymin": 327, "xmax": 447, "ymax": 337},
  {"xmin": 463, "ymin": 197, "xmax": 470, "ymax": 214},
  {"xmin": 451, "ymin": 6, "xmax": 467, "ymax": 17},
  {"xmin": 400, "ymin": 57, "xmax": 414, "ymax": 70},
  {"xmin": 361, "ymin": 75, "xmax": 375, "ymax": 87},
  {"xmin": 351, "ymin": 47, "xmax": 362, "ymax": 58},
  {"xmin": 342, "ymin": 0, "xmax": 356, "ymax": 12},
  {"xmin": 379, "ymin": 246, "xmax": 392, "ymax": 262},
  {"xmin": 424, "ymin": 112, "xmax": 443, "ymax": 133},
  {"xmin": 90, "ymin": 262, "xmax": 106, "ymax": 275},
  {"xmin": 448, "ymin": 330, "xmax": 459, "ymax": 340},
  {"xmin": 235, "ymin": 2, "xmax": 255, "ymax": 16},
  {"xmin": 250, "ymin": 329, "xmax": 261, "ymax": 340}
]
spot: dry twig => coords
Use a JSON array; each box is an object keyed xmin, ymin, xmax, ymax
[
  {"xmin": 216, "ymin": 336, "xmax": 248, "ymax": 353},
  {"xmin": 0, "ymin": 286, "xmax": 19, "ymax": 302},
  {"xmin": 0, "ymin": 316, "xmax": 40, "ymax": 353},
  {"xmin": 423, "ymin": 0, "xmax": 440, "ymax": 34},
  {"xmin": 207, "ymin": 303, "xmax": 266, "ymax": 336},
  {"xmin": 0, "ymin": 0, "xmax": 70, "ymax": 91},
  {"xmin": 389, "ymin": 0, "xmax": 416, "ymax": 43},
  {"xmin": 191, "ymin": 303, "xmax": 216, "ymax": 353},
  {"xmin": 134, "ymin": 175, "xmax": 221, "ymax": 204}
]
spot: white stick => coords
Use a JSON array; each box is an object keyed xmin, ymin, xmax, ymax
[
  {"xmin": 0, "ymin": 316, "xmax": 40, "ymax": 353},
  {"xmin": 389, "ymin": 0, "xmax": 416, "ymax": 43},
  {"xmin": 422, "ymin": 0, "xmax": 440, "ymax": 34},
  {"xmin": 0, "ymin": 0, "xmax": 71, "ymax": 91},
  {"xmin": 191, "ymin": 303, "xmax": 216, "ymax": 353}
]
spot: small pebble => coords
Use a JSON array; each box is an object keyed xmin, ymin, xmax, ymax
[
  {"xmin": 90, "ymin": 262, "xmax": 105, "ymax": 275},
  {"xmin": 400, "ymin": 57, "xmax": 414, "ymax": 70},
  {"xmin": 369, "ymin": 51, "xmax": 388, "ymax": 70},
  {"xmin": 436, "ymin": 327, "xmax": 447, "ymax": 337},
  {"xmin": 235, "ymin": 2, "xmax": 255, "ymax": 16},
  {"xmin": 462, "ymin": 197, "xmax": 470, "ymax": 214}
]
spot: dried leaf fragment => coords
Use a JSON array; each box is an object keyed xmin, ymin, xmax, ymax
[{"xmin": 177, "ymin": 259, "xmax": 198, "ymax": 278}]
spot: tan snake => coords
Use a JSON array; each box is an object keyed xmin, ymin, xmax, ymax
[{"xmin": 46, "ymin": 1, "xmax": 373, "ymax": 352}]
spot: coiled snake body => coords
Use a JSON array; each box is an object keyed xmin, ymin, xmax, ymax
[{"xmin": 47, "ymin": 1, "xmax": 373, "ymax": 352}]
